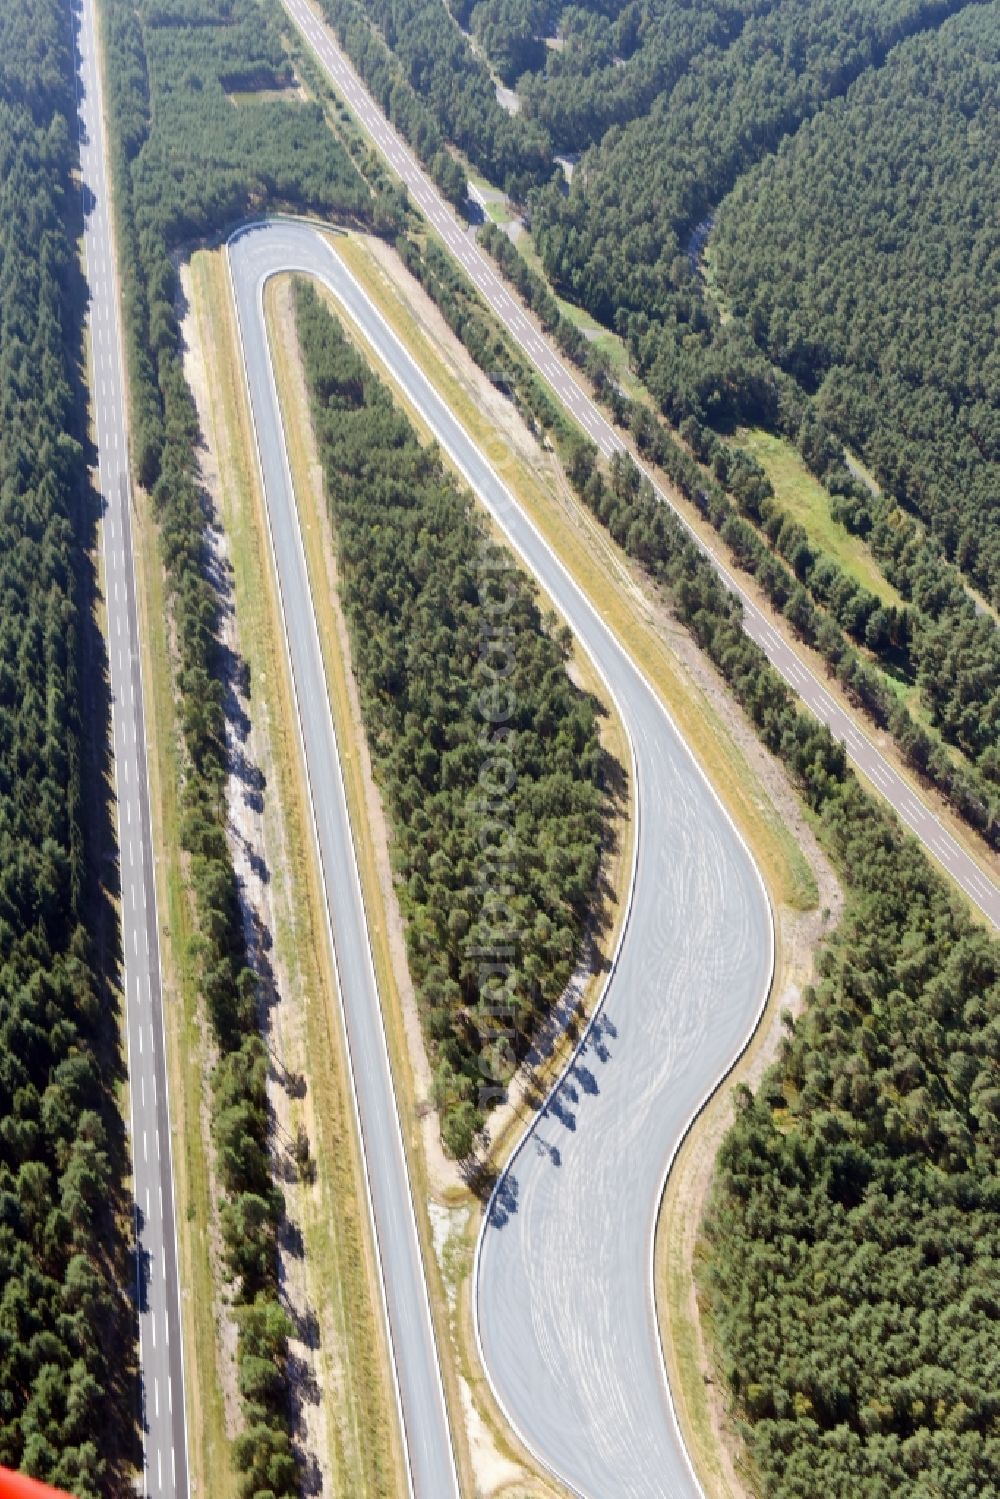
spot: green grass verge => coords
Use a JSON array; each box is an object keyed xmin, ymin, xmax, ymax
[{"xmin": 730, "ymin": 427, "xmax": 903, "ymax": 608}]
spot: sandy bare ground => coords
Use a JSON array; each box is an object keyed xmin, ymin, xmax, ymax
[
  {"xmin": 273, "ymin": 255, "xmax": 638, "ymax": 1247},
  {"xmin": 656, "ymin": 881, "xmax": 841, "ymax": 1499}
]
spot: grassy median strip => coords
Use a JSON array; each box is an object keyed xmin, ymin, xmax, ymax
[{"xmin": 187, "ymin": 247, "xmax": 405, "ymax": 1496}]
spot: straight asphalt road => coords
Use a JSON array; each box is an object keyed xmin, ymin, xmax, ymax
[
  {"xmin": 74, "ymin": 0, "xmax": 189, "ymax": 1494},
  {"xmin": 227, "ymin": 218, "xmax": 774, "ymax": 1499},
  {"xmin": 227, "ymin": 224, "xmax": 460, "ymax": 1499},
  {"xmin": 283, "ymin": 0, "xmax": 1000, "ymax": 932}
]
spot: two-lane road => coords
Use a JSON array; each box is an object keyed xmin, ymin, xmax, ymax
[
  {"xmin": 74, "ymin": 0, "xmax": 188, "ymax": 1493},
  {"xmin": 282, "ymin": 0, "xmax": 1000, "ymax": 931}
]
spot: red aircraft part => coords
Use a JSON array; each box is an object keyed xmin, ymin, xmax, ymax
[{"xmin": 0, "ymin": 1471, "xmax": 74, "ymax": 1498}]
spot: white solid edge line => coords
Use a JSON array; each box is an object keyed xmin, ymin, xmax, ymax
[{"xmin": 225, "ymin": 225, "xmax": 459, "ymax": 1499}]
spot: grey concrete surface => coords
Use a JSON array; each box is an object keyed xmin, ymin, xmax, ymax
[
  {"xmin": 229, "ymin": 218, "xmax": 775, "ymax": 1499},
  {"xmin": 73, "ymin": 0, "xmax": 189, "ymax": 1493},
  {"xmin": 283, "ymin": 0, "xmax": 1000, "ymax": 933}
]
